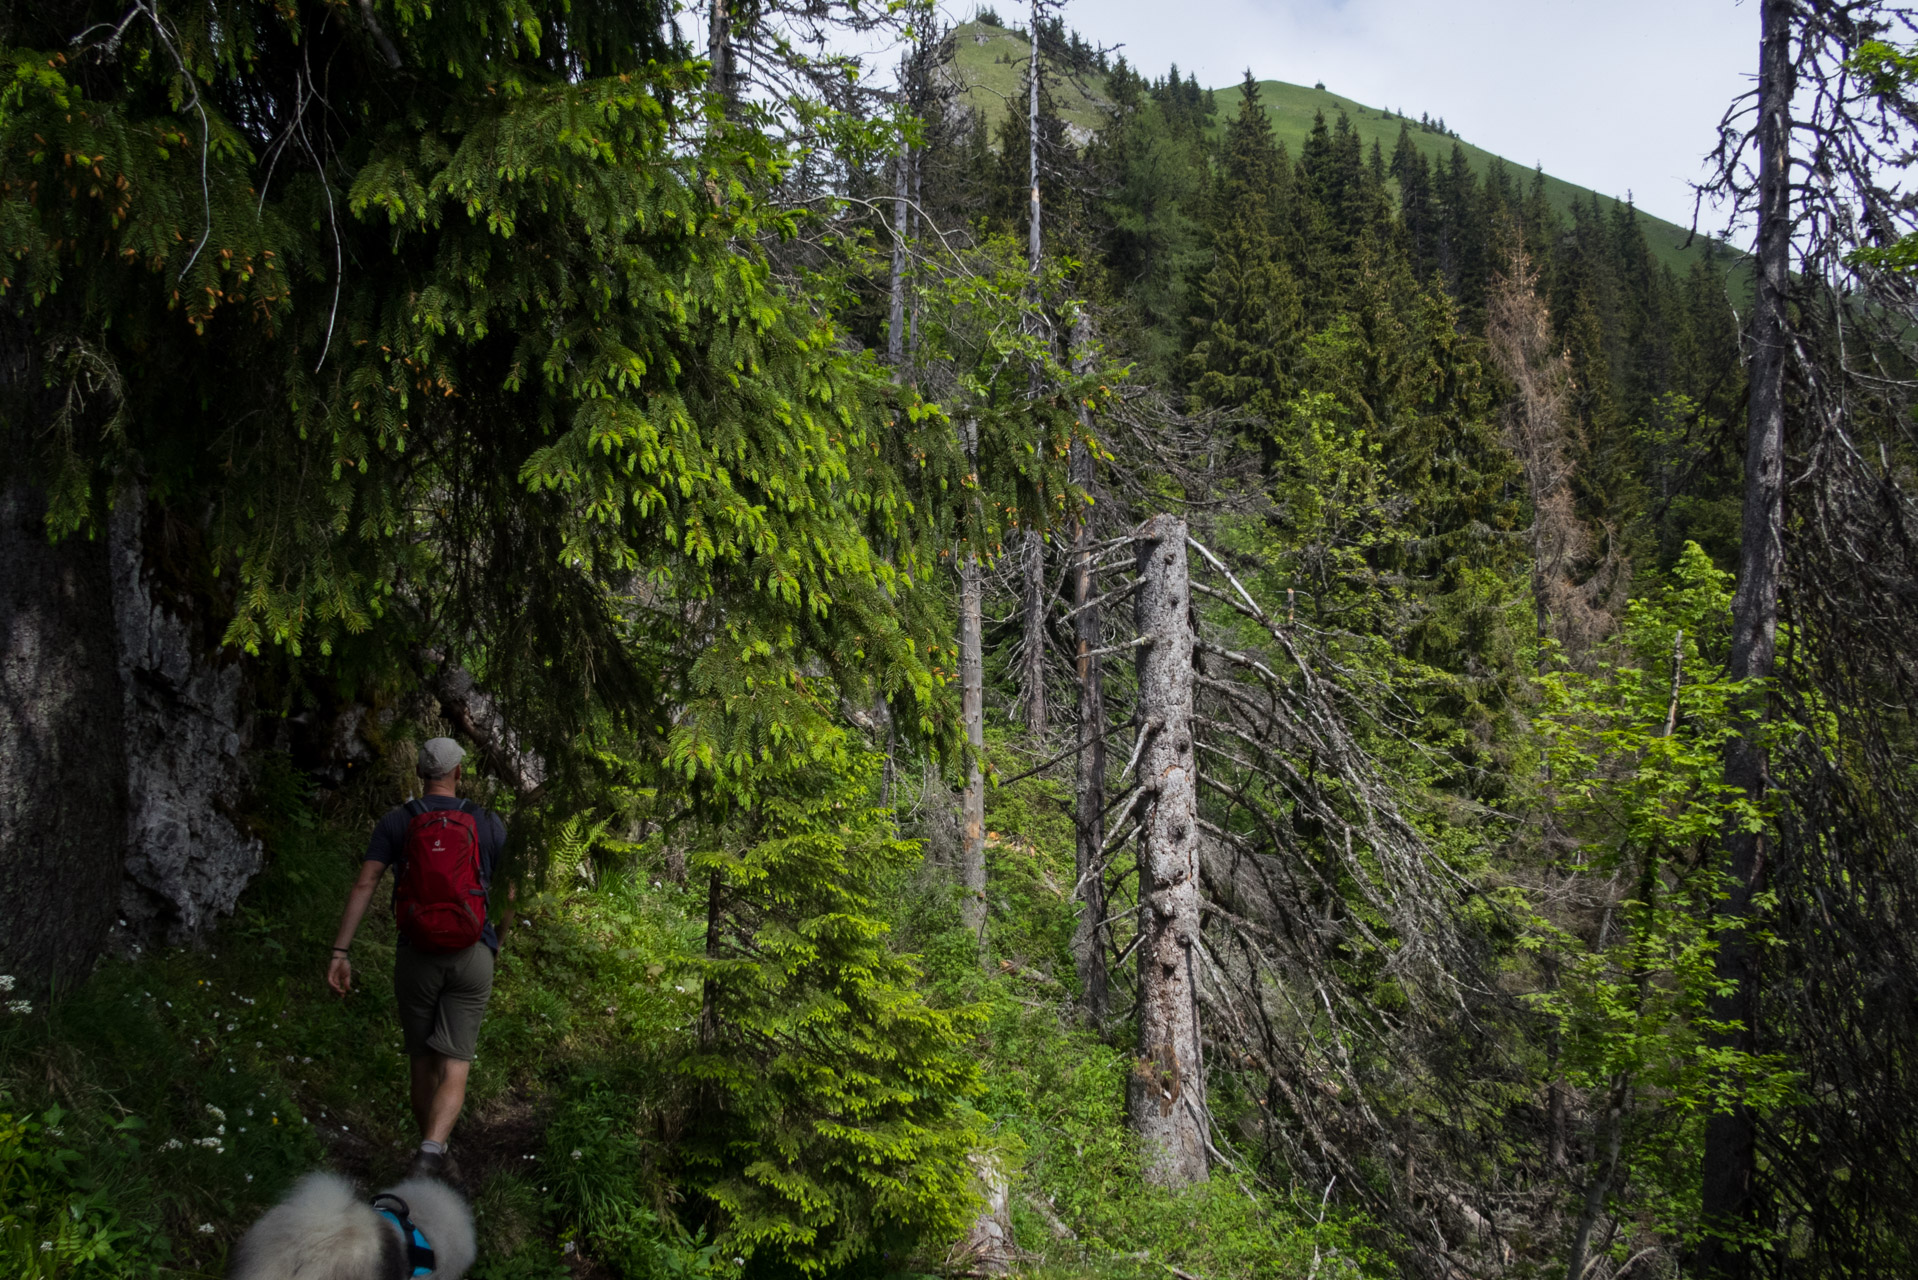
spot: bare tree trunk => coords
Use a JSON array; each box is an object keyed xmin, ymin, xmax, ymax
[
  {"xmin": 1566, "ymin": 1073, "xmax": 1629, "ymax": 1280},
  {"xmin": 887, "ymin": 63, "xmax": 911, "ymax": 375},
  {"xmin": 1012, "ymin": 0, "xmax": 1049, "ymax": 736},
  {"xmin": 707, "ymin": 0, "xmax": 736, "ymax": 110},
  {"xmin": 960, "ymin": 549, "xmax": 988, "ymax": 961},
  {"xmin": 1128, "ymin": 515, "xmax": 1208, "ymax": 1187},
  {"xmin": 1019, "ymin": 531, "xmax": 1048, "ymax": 733},
  {"xmin": 1026, "ymin": 0, "xmax": 1042, "ymax": 275},
  {"xmin": 1069, "ymin": 314, "xmax": 1108, "ymax": 1024},
  {"xmin": 952, "ymin": 1151, "xmax": 1015, "ymax": 1274},
  {"xmin": 909, "ymin": 149, "xmax": 923, "ymax": 365},
  {"xmin": 1697, "ymin": 3, "xmax": 1789, "ymax": 1274}
]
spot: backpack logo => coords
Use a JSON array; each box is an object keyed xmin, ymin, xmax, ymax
[{"xmin": 394, "ymin": 802, "xmax": 487, "ymax": 953}]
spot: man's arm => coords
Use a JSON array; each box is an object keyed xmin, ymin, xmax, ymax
[{"xmin": 327, "ymin": 859, "xmax": 387, "ymax": 995}]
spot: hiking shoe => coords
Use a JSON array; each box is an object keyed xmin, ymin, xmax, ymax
[{"xmin": 408, "ymin": 1148, "xmax": 447, "ymax": 1180}]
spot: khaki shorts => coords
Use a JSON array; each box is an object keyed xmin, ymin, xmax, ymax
[{"xmin": 393, "ymin": 942, "xmax": 495, "ymax": 1061}]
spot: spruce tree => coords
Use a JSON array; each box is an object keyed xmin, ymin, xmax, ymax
[
  {"xmin": 1391, "ymin": 123, "xmax": 1441, "ymax": 283},
  {"xmin": 1186, "ymin": 75, "xmax": 1301, "ymax": 424}
]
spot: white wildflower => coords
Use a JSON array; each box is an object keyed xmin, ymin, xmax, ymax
[
  {"xmin": 39, "ymin": 1242, "xmax": 52, "ymax": 1253},
  {"xmin": 0, "ymin": 974, "xmax": 14, "ymax": 992},
  {"xmin": 159, "ymin": 1138, "xmax": 183, "ymax": 1152},
  {"xmin": 206, "ymin": 1105, "xmax": 226, "ymax": 1122},
  {"xmin": 6, "ymin": 1000, "xmax": 32, "ymax": 1015},
  {"xmin": 571, "ymin": 1149, "xmax": 583, "ymax": 1161},
  {"xmin": 198, "ymin": 1223, "xmax": 215, "ymax": 1235}
]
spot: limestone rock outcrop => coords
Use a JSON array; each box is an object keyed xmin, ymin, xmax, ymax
[{"xmin": 108, "ymin": 495, "xmax": 261, "ymax": 944}]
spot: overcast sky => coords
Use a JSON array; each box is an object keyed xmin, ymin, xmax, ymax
[{"xmin": 938, "ymin": 0, "xmax": 1758, "ymax": 229}]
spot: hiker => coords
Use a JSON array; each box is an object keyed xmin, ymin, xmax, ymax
[{"xmin": 327, "ymin": 737, "xmax": 505, "ymax": 1179}]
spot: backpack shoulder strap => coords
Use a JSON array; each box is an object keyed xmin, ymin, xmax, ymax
[
  {"xmin": 403, "ymin": 798, "xmax": 428, "ymax": 820},
  {"xmin": 457, "ymin": 799, "xmax": 482, "ymax": 817}
]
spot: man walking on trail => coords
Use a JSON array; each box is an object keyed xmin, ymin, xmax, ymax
[{"xmin": 328, "ymin": 737, "xmax": 505, "ymax": 1180}]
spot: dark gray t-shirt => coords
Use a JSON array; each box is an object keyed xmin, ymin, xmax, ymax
[{"xmin": 366, "ymin": 795, "xmax": 506, "ymax": 951}]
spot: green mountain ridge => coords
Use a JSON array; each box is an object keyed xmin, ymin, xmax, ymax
[{"xmin": 947, "ymin": 19, "xmax": 1721, "ymax": 276}]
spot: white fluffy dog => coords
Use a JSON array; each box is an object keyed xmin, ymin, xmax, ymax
[{"xmin": 229, "ymin": 1171, "xmax": 476, "ymax": 1280}]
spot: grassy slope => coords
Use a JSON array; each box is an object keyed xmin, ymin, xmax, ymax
[
  {"xmin": 944, "ymin": 21, "xmax": 1113, "ymax": 140},
  {"xmin": 948, "ymin": 20, "xmax": 1718, "ymax": 277}
]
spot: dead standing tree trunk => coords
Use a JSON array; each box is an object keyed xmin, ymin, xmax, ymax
[
  {"xmin": 1697, "ymin": 1, "xmax": 1790, "ymax": 1273},
  {"xmin": 1015, "ymin": 0, "xmax": 1048, "ymax": 735},
  {"xmin": 1069, "ymin": 312, "xmax": 1109, "ymax": 1024},
  {"xmin": 959, "ymin": 420, "xmax": 989, "ymax": 959},
  {"xmin": 960, "ymin": 553, "xmax": 987, "ymax": 956},
  {"xmin": 707, "ymin": 0, "xmax": 736, "ymax": 111},
  {"xmin": 1128, "ymin": 514, "xmax": 1209, "ymax": 1187}
]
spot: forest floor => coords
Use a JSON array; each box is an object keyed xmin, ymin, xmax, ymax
[{"xmin": 0, "ymin": 751, "xmax": 1389, "ymax": 1280}]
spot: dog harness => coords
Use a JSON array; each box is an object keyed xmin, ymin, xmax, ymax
[{"xmin": 371, "ymin": 1193, "xmax": 438, "ymax": 1278}]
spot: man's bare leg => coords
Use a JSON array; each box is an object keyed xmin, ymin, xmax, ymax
[{"xmin": 409, "ymin": 1053, "xmax": 471, "ymax": 1145}]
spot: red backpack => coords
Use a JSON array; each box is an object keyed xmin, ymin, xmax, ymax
[{"xmin": 394, "ymin": 799, "xmax": 488, "ymax": 952}]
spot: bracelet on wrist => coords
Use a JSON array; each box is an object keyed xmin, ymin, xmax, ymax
[{"xmin": 331, "ymin": 946, "xmax": 350, "ymax": 955}]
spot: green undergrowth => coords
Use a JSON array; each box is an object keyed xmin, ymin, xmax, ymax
[{"xmin": 1, "ymin": 747, "xmax": 1390, "ymax": 1279}]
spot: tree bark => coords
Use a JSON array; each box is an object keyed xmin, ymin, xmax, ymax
[
  {"xmin": 1019, "ymin": 530, "xmax": 1048, "ymax": 733},
  {"xmin": 887, "ymin": 70, "xmax": 911, "ymax": 376},
  {"xmin": 1069, "ymin": 314, "xmax": 1108, "ymax": 1025},
  {"xmin": 1565, "ymin": 1073, "xmax": 1629, "ymax": 1280},
  {"xmin": 1026, "ymin": 0, "xmax": 1042, "ymax": 275},
  {"xmin": 1128, "ymin": 514, "xmax": 1208, "ymax": 1187},
  {"xmin": 1013, "ymin": 0, "xmax": 1048, "ymax": 736},
  {"xmin": 0, "ymin": 477, "xmax": 128, "ymax": 993},
  {"xmin": 1697, "ymin": 3, "xmax": 1790, "ymax": 1273},
  {"xmin": 707, "ymin": 0, "xmax": 736, "ymax": 111},
  {"xmin": 909, "ymin": 149, "xmax": 922, "ymax": 364},
  {"xmin": 960, "ymin": 549, "xmax": 988, "ymax": 960}
]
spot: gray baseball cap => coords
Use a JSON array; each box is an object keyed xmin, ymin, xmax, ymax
[{"xmin": 417, "ymin": 737, "xmax": 466, "ymax": 778}]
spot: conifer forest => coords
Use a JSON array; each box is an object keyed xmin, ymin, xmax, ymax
[{"xmin": 10, "ymin": 0, "xmax": 1918, "ymax": 1277}]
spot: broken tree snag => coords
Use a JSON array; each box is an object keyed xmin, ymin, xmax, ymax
[
  {"xmin": 960, "ymin": 550, "xmax": 988, "ymax": 960},
  {"xmin": 1128, "ymin": 514, "xmax": 1209, "ymax": 1187}
]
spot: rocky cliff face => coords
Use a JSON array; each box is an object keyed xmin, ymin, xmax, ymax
[
  {"xmin": 0, "ymin": 482, "xmax": 262, "ymax": 990},
  {"xmin": 109, "ymin": 495, "xmax": 261, "ymax": 945}
]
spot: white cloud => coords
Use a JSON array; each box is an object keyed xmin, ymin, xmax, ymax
[{"xmin": 944, "ymin": 0, "xmax": 1755, "ymax": 229}]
